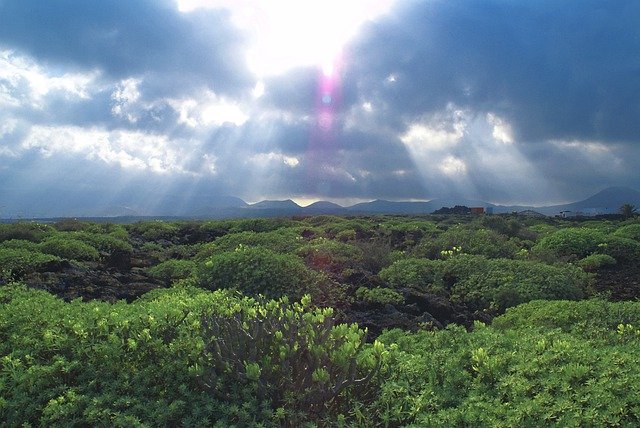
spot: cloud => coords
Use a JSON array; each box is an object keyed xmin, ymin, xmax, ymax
[
  {"xmin": 345, "ymin": 0, "xmax": 640, "ymax": 144},
  {"xmin": 0, "ymin": 0, "xmax": 639, "ymax": 215},
  {"xmin": 0, "ymin": 0, "xmax": 251, "ymax": 96}
]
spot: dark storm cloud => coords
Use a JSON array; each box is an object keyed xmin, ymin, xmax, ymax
[
  {"xmin": 0, "ymin": 0, "xmax": 251, "ymax": 96},
  {"xmin": 345, "ymin": 0, "xmax": 640, "ymax": 144}
]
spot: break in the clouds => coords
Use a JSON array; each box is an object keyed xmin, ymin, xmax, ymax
[{"xmin": 1, "ymin": 0, "xmax": 639, "ymax": 216}]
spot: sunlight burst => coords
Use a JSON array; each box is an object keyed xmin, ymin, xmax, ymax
[{"xmin": 177, "ymin": 0, "xmax": 397, "ymax": 76}]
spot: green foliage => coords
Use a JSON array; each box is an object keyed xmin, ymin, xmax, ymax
[
  {"xmin": 147, "ymin": 259, "xmax": 196, "ymax": 284},
  {"xmin": 0, "ymin": 239, "xmax": 41, "ymax": 252},
  {"xmin": 129, "ymin": 221, "xmax": 180, "ymax": 241},
  {"xmin": 356, "ymin": 287, "xmax": 404, "ymax": 305},
  {"xmin": 381, "ymin": 255, "xmax": 587, "ymax": 312},
  {"xmin": 0, "ymin": 222, "xmax": 53, "ymax": 243},
  {"xmin": 597, "ymin": 236, "xmax": 640, "ymax": 263},
  {"xmin": 366, "ymin": 300, "xmax": 640, "ymax": 426},
  {"xmin": 577, "ymin": 253, "xmax": 617, "ymax": 271},
  {"xmin": 415, "ymin": 225, "xmax": 521, "ymax": 259},
  {"xmin": 210, "ymin": 228, "xmax": 305, "ymax": 254},
  {"xmin": 493, "ymin": 299, "xmax": 640, "ymax": 336},
  {"xmin": 0, "ymin": 249, "xmax": 62, "ymax": 277},
  {"xmin": 613, "ymin": 223, "xmax": 640, "ymax": 242},
  {"xmin": 533, "ymin": 227, "xmax": 606, "ymax": 259},
  {"xmin": 69, "ymin": 231, "xmax": 133, "ymax": 255},
  {"xmin": 38, "ymin": 237, "xmax": 100, "ymax": 261},
  {"xmin": 379, "ymin": 258, "xmax": 441, "ymax": 292},
  {"xmin": 449, "ymin": 258, "xmax": 587, "ymax": 312},
  {"xmin": 200, "ymin": 295, "xmax": 381, "ymax": 425},
  {"xmin": 0, "ymin": 285, "xmax": 376, "ymax": 426},
  {"xmin": 221, "ymin": 217, "xmax": 296, "ymax": 234},
  {"xmin": 296, "ymin": 237, "xmax": 364, "ymax": 272},
  {"xmin": 197, "ymin": 246, "xmax": 322, "ymax": 299}
]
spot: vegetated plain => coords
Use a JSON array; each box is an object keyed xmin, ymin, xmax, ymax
[{"xmin": 1, "ymin": 213, "xmax": 640, "ymax": 426}]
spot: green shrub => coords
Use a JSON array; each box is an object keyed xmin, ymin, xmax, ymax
[
  {"xmin": 0, "ymin": 239, "xmax": 41, "ymax": 252},
  {"xmin": 369, "ymin": 315, "xmax": 640, "ymax": 427},
  {"xmin": 296, "ymin": 238, "xmax": 364, "ymax": 272},
  {"xmin": 0, "ymin": 285, "xmax": 377, "ymax": 426},
  {"xmin": 39, "ymin": 237, "xmax": 100, "ymax": 261},
  {"xmin": 381, "ymin": 255, "xmax": 587, "ymax": 312},
  {"xmin": 415, "ymin": 226, "xmax": 521, "ymax": 259},
  {"xmin": 69, "ymin": 231, "xmax": 133, "ymax": 254},
  {"xmin": 614, "ymin": 223, "xmax": 640, "ymax": 241},
  {"xmin": 597, "ymin": 236, "xmax": 640, "ymax": 263},
  {"xmin": 493, "ymin": 299, "xmax": 640, "ymax": 336},
  {"xmin": 211, "ymin": 228, "xmax": 305, "ymax": 254},
  {"xmin": 197, "ymin": 246, "xmax": 323, "ymax": 299},
  {"xmin": 0, "ymin": 222, "xmax": 52, "ymax": 243},
  {"xmin": 379, "ymin": 258, "xmax": 441, "ymax": 292},
  {"xmin": 450, "ymin": 258, "xmax": 587, "ymax": 312},
  {"xmin": 147, "ymin": 259, "xmax": 197, "ymax": 284},
  {"xmin": 356, "ymin": 287, "xmax": 404, "ymax": 305},
  {"xmin": 532, "ymin": 228, "xmax": 606, "ymax": 259},
  {"xmin": 199, "ymin": 295, "xmax": 381, "ymax": 425},
  {"xmin": 0, "ymin": 249, "xmax": 62, "ymax": 277},
  {"xmin": 129, "ymin": 221, "xmax": 180, "ymax": 241},
  {"xmin": 577, "ymin": 253, "xmax": 617, "ymax": 271}
]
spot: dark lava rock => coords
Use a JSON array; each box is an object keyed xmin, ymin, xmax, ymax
[{"xmin": 105, "ymin": 250, "xmax": 132, "ymax": 270}]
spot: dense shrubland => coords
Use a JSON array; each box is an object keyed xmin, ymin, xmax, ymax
[{"xmin": 1, "ymin": 214, "xmax": 640, "ymax": 425}]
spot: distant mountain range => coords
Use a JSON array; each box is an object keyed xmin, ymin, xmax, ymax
[{"xmin": 2, "ymin": 187, "xmax": 639, "ymax": 220}]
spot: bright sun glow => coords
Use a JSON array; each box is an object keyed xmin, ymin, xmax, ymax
[{"xmin": 177, "ymin": 0, "xmax": 397, "ymax": 76}]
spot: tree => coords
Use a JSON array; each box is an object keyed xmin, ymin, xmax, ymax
[{"xmin": 619, "ymin": 203, "xmax": 638, "ymax": 219}]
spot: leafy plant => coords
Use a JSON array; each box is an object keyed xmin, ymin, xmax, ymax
[
  {"xmin": 197, "ymin": 246, "xmax": 323, "ymax": 299},
  {"xmin": 147, "ymin": 259, "xmax": 196, "ymax": 284},
  {"xmin": 532, "ymin": 227, "xmax": 606, "ymax": 259},
  {"xmin": 356, "ymin": 287, "xmax": 404, "ymax": 306},
  {"xmin": 38, "ymin": 237, "xmax": 100, "ymax": 261},
  {"xmin": 577, "ymin": 253, "xmax": 616, "ymax": 271}
]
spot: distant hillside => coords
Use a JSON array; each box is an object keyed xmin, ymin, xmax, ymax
[
  {"xmin": 3, "ymin": 186, "xmax": 639, "ymax": 220},
  {"xmin": 248, "ymin": 200, "xmax": 300, "ymax": 210}
]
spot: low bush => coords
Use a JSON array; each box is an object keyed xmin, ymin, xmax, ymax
[
  {"xmin": 197, "ymin": 246, "xmax": 323, "ymax": 299},
  {"xmin": 38, "ymin": 237, "xmax": 100, "ymax": 261},
  {"xmin": 0, "ymin": 285, "xmax": 379, "ymax": 426},
  {"xmin": 450, "ymin": 258, "xmax": 588, "ymax": 312},
  {"xmin": 379, "ymin": 258, "xmax": 441, "ymax": 292},
  {"xmin": 0, "ymin": 249, "xmax": 62, "ymax": 277},
  {"xmin": 210, "ymin": 228, "xmax": 305, "ymax": 254},
  {"xmin": 532, "ymin": 227, "xmax": 606, "ymax": 259},
  {"xmin": 577, "ymin": 253, "xmax": 617, "ymax": 271},
  {"xmin": 129, "ymin": 221, "xmax": 180, "ymax": 241},
  {"xmin": 356, "ymin": 287, "xmax": 404, "ymax": 306},
  {"xmin": 613, "ymin": 223, "xmax": 640, "ymax": 241},
  {"xmin": 0, "ymin": 222, "xmax": 52, "ymax": 243},
  {"xmin": 147, "ymin": 259, "xmax": 196, "ymax": 284},
  {"xmin": 0, "ymin": 239, "xmax": 41, "ymax": 252},
  {"xmin": 597, "ymin": 236, "xmax": 640, "ymax": 263},
  {"xmin": 368, "ymin": 313, "xmax": 640, "ymax": 427},
  {"xmin": 296, "ymin": 238, "xmax": 364, "ymax": 272},
  {"xmin": 415, "ymin": 226, "xmax": 521, "ymax": 259}
]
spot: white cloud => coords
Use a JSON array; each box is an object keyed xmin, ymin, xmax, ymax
[
  {"xmin": 0, "ymin": 49, "xmax": 98, "ymax": 108},
  {"xmin": 168, "ymin": 91, "xmax": 249, "ymax": 127},
  {"xmin": 249, "ymin": 152, "xmax": 300, "ymax": 168},
  {"xmin": 551, "ymin": 139, "xmax": 611, "ymax": 154},
  {"xmin": 439, "ymin": 156, "xmax": 467, "ymax": 176},
  {"xmin": 20, "ymin": 125, "xmax": 207, "ymax": 174},
  {"xmin": 111, "ymin": 78, "xmax": 142, "ymax": 123},
  {"xmin": 401, "ymin": 108, "xmax": 466, "ymax": 152},
  {"xmin": 486, "ymin": 113, "xmax": 514, "ymax": 144}
]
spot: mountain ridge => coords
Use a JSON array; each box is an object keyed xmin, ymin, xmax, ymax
[{"xmin": 2, "ymin": 187, "xmax": 639, "ymax": 220}]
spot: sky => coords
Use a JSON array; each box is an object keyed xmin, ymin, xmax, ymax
[{"xmin": 1, "ymin": 0, "xmax": 639, "ymax": 216}]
